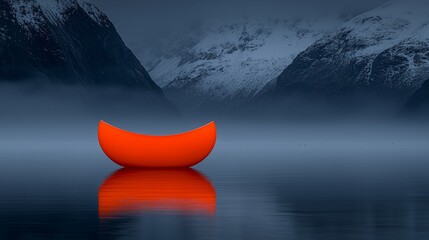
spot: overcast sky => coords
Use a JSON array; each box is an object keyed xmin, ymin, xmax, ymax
[{"xmin": 92, "ymin": 0, "xmax": 389, "ymax": 44}]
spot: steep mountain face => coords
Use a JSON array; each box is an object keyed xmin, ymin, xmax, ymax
[
  {"xmin": 133, "ymin": 17, "xmax": 343, "ymax": 109},
  {"xmin": 273, "ymin": 1, "xmax": 429, "ymax": 106},
  {"xmin": 0, "ymin": 0, "xmax": 161, "ymax": 92}
]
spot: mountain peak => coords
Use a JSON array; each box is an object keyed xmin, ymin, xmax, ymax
[{"xmin": 7, "ymin": 0, "xmax": 108, "ymax": 31}]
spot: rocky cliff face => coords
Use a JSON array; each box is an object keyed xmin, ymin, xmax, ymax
[
  {"xmin": 0, "ymin": 0, "xmax": 161, "ymax": 92},
  {"xmin": 273, "ymin": 1, "xmax": 429, "ymax": 107}
]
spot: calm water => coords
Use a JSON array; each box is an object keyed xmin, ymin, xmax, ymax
[{"xmin": 1, "ymin": 132, "xmax": 429, "ymax": 239}]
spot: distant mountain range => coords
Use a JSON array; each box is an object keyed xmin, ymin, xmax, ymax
[
  {"xmin": 0, "ymin": 0, "xmax": 161, "ymax": 92},
  {"xmin": 132, "ymin": 17, "xmax": 345, "ymax": 109},
  {"xmin": 269, "ymin": 1, "xmax": 429, "ymax": 111},
  {"xmin": 2, "ymin": 0, "xmax": 429, "ymax": 116},
  {"xmin": 128, "ymin": 0, "xmax": 429, "ymax": 115}
]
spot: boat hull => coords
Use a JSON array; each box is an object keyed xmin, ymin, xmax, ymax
[{"xmin": 98, "ymin": 121, "xmax": 216, "ymax": 167}]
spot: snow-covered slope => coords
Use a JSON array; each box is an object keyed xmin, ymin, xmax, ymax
[
  {"xmin": 0, "ymin": 0, "xmax": 161, "ymax": 92},
  {"xmin": 273, "ymin": 0, "xmax": 429, "ymax": 103},
  {"xmin": 132, "ymin": 17, "xmax": 343, "ymax": 109},
  {"xmin": 10, "ymin": 0, "xmax": 108, "ymax": 28}
]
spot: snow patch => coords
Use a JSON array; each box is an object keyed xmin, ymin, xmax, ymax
[
  {"xmin": 9, "ymin": 0, "xmax": 108, "ymax": 29},
  {"xmin": 332, "ymin": 0, "xmax": 429, "ymax": 58},
  {"xmin": 76, "ymin": 0, "xmax": 109, "ymax": 26},
  {"xmin": 11, "ymin": 1, "xmax": 45, "ymax": 29}
]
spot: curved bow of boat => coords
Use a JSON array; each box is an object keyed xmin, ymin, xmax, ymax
[{"xmin": 98, "ymin": 121, "xmax": 216, "ymax": 167}]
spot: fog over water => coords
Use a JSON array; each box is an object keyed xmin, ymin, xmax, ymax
[
  {"xmin": 1, "ymin": 80, "xmax": 429, "ymax": 239},
  {"xmin": 1, "ymin": 106, "xmax": 428, "ymax": 239},
  {"xmin": 1, "ymin": 82, "xmax": 427, "ymax": 145}
]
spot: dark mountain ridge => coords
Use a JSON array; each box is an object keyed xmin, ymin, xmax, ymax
[
  {"xmin": 0, "ymin": 0, "xmax": 161, "ymax": 92},
  {"xmin": 257, "ymin": 1, "xmax": 429, "ymax": 116}
]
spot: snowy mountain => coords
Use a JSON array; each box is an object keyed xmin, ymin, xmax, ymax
[
  {"xmin": 0, "ymin": 0, "xmax": 161, "ymax": 92},
  {"xmin": 272, "ymin": 0, "xmax": 429, "ymax": 106},
  {"xmin": 131, "ymin": 17, "xmax": 344, "ymax": 109}
]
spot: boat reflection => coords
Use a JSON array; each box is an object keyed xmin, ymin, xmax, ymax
[{"xmin": 98, "ymin": 168, "xmax": 216, "ymax": 218}]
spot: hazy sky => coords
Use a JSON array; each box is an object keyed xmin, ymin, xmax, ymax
[{"xmin": 92, "ymin": 0, "xmax": 388, "ymax": 44}]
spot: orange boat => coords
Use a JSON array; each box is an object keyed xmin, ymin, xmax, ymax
[
  {"xmin": 98, "ymin": 121, "xmax": 216, "ymax": 168},
  {"xmin": 98, "ymin": 168, "xmax": 216, "ymax": 218}
]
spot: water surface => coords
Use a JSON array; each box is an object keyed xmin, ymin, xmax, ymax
[{"xmin": 1, "ymin": 124, "xmax": 429, "ymax": 240}]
